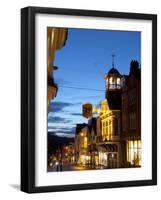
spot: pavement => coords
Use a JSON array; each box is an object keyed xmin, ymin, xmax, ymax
[{"xmin": 48, "ymin": 164, "xmax": 107, "ymax": 172}]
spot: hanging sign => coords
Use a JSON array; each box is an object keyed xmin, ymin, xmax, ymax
[{"xmin": 82, "ymin": 103, "xmax": 93, "ymax": 118}]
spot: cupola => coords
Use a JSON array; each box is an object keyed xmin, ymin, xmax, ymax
[{"xmin": 104, "ymin": 55, "xmax": 122, "ymax": 91}]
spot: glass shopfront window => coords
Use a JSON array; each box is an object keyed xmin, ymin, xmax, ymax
[
  {"xmin": 127, "ymin": 140, "xmax": 141, "ymax": 166},
  {"xmin": 98, "ymin": 152, "xmax": 107, "ymax": 166}
]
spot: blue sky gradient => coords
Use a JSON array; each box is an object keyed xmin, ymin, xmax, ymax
[{"xmin": 48, "ymin": 28, "xmax": 141, "ymax": 137}]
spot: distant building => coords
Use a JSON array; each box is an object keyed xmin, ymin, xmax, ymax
[
  {"xmin": 74, "ymin": 123, "xmax": 89, "ymax": 165},
  {"xmin": 62, "ymin": 143, "xmax": 75, "ymax": 164},
  {"xmin": 88, "ymin": 118, "xmax": 98, "ymax": 165},
  {"xmin": 47, "ymin": 28, "xmax": 68, "ymax": 108}
]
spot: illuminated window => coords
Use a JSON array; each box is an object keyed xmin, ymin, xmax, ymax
[
  {"xmin": 117, "ymin": 78, "xmax": 120, "ymax": 85},
  {"xmin": 109, "ymin": 77, "xmax": 116, "ymax": 89},
  {"xmin": 127, "ymin": 140, "xmax": 141, "ymax": 166},
  {"xmin": 109, "ymin": 77, "xmax": 113, "ymax": 84},
  {"xmin": 106, "ymin": 127, "xmax": 108, "ymax": 135},
  {"xmin": 99, "ymin": 152, "xmax": 107, "ymax": 166},
  {"xmin": 80, "ymin": 132, "xmax": 84, "ymax": 137},
  {"xmin": 117, "ymin": 78, "xmax": 121, "ymax": 88},
  {"xmin": 84, "ymin": 137, "xmax": 87, "ymax": 148},
  {"xmin": 109, "ymin": 124, "xmax": 111, "ymax": 135}
]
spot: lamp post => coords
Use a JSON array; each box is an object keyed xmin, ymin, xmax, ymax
[{"xmin": 55, "ymin": 161, "xmax": 59, "ymax": 171}]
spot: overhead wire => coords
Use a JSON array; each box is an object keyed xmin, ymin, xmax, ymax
[
  {"xmin": 57, "ymin": 63, "xmax": 105, "ymax": 92},
  {"xmin": 58, "ymin": 85, "xmax": 104, "ymax": 92}
]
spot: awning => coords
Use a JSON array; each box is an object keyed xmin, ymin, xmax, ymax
[
  {"xmin": 97, "ymin": 144, "xmax": 118, "ymax": 152},
  {"xmin": 96, "ymin": 145, "xmax": 107, "ymax": 152}
]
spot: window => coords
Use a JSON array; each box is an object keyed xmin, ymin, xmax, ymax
[
  {"xmin": 109, "ymin": 77, "xmax": 117, "ymax": 89},
  {"xmin": 109, "ymin": 124, "xmax": 111, "ymax": 135},
  {"xmin": 129, "ymin": 112, "xmax": 136, "ymax": 129},
  {"xmin": 117, "ymin": 78, "xmax": 121, "ymax": 89},
  {"xmin": 127, "ymin": 140, "xmax": 141, "ymax": 166},
  {"xmin": 129, "ymin": 89, "xmax": 136, "ymax": 105},
  {"xmin": 122, "ymin": 114, "xmax": 127, "ymax": 131},
  {"xmin": 113, "ymin": 118, "xmax": 118, "ymax": 135},
  {"xmin": 109, "ymin": 77, "xmax": 113, "ymax": 84},
  {"xmin": 117, "ymin": 78, "xmax": 120, "ymax": 85}
]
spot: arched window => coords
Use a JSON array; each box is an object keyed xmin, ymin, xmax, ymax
[
  {"xmin": 109, "ymin": 77, "xmax": 113, "ymax": 84},
  {"xmin": 109, "ymin": 77, "xmax": 116, "ymax": 89},
  {"xmin": 117, "ymin": 78, "xmax": 120, "ymax": 85},
  {"xmin": 117, "ymin": 78, "xmax": 121, "ymax": 89}
]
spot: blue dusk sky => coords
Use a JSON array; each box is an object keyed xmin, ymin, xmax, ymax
[{"xmin": 48, "ymin": 28, "xmax": 141, "ymax": 137}]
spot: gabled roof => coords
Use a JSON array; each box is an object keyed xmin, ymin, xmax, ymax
[{"xmin": 75, "ymin": 123, "xmax": 87, "ymax": 135}]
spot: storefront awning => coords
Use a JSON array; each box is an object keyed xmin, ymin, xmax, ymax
[
  {"xmin": 97, "ymin": 144, "xmax": 118, "ymax": 152},
  {"xmin": 97, "ymin": 145, "xmax": 107, "ymax": 152}
]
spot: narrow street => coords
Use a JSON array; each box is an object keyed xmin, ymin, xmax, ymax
[
  {"xmin": 48, "ymin": 164, "xmax": 106, "ymax": 172},
  {"xmin": 47, "ymin": 27, "xmax": 142, "ymax": 173}
]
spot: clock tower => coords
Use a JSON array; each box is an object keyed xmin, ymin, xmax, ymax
[{"xmin": 104, "ymin": 55, "xmax": 122, "ymax": 110}]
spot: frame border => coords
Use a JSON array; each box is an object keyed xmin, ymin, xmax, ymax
[{"xmin": 21, "ymin": 6, "xmax": 157, "ymax": 193}]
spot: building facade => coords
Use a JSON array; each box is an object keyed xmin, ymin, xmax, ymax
[
  {"xmin": 74, "ymin": 59, "xmax": 141, "ymax": 169},
  {"xmin": 47, "ymin": 28, "xmax": 68, "ymax": 107},
  {"xmin": 74, "ymin": 123, "xmax": 89, "ymax": 165},
  {"xmin": 62, "ymin": 143, "xmax": 75, "ymax": 164},
  {"xmin": 97, "ymin": 100, "xmax": 124, "ymax": 168},
  {"xmin": 121, "ymin": 60, "xmax": 141, "ymax": 167},
  {"xmin": 95, "ymin": 64, "xmax": 125, "ymax": 168},
  {"xmin": 88, "ymin": 118, "xmax": 98, "ymax": 166}
]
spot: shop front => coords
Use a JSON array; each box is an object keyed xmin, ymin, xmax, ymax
[
  {"xmin": 97, "ymin": 144, "xmax": 119, "ymax": 168},
  {"xmin": 126, "ymin": 140, "xmax": 141, "ymax": 166}
]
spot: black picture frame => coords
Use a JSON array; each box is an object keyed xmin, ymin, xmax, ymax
[{"xmin": 21, "ymin": 6, "xmax": 157, "ymax": 193}]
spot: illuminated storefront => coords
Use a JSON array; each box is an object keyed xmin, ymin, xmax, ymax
[
  {"xmin": 126, "ymin": 140, "xmax": 141, "ymax": 166},
  {"xmin": 98, "ymin": 151, "xmax": 118, "ymax": 168},
  {"xmin": 79, "ymin": 155, "xmax": 90, "ymax": 165},
  {"xmin": 98, "ymin": 152, "xmax": 107, "ymax": 166}
]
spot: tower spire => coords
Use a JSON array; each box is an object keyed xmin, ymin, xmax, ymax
[{"xmin": 112, "ymin": 54, "xmax": 115, "ymax": 68}]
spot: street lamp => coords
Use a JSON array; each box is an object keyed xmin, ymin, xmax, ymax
[{"xmin": 55, "ymin": 161, "xmax": 59, "ymax": 171}]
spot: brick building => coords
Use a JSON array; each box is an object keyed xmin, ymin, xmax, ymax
[{"xmin": 121, "ymin": 60, "xmax": 141, "ymax": 166}]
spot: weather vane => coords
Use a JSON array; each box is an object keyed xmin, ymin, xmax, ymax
[{"xmin": 112, "ymin": 54, "xmax": 116, "ymax": 68}]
